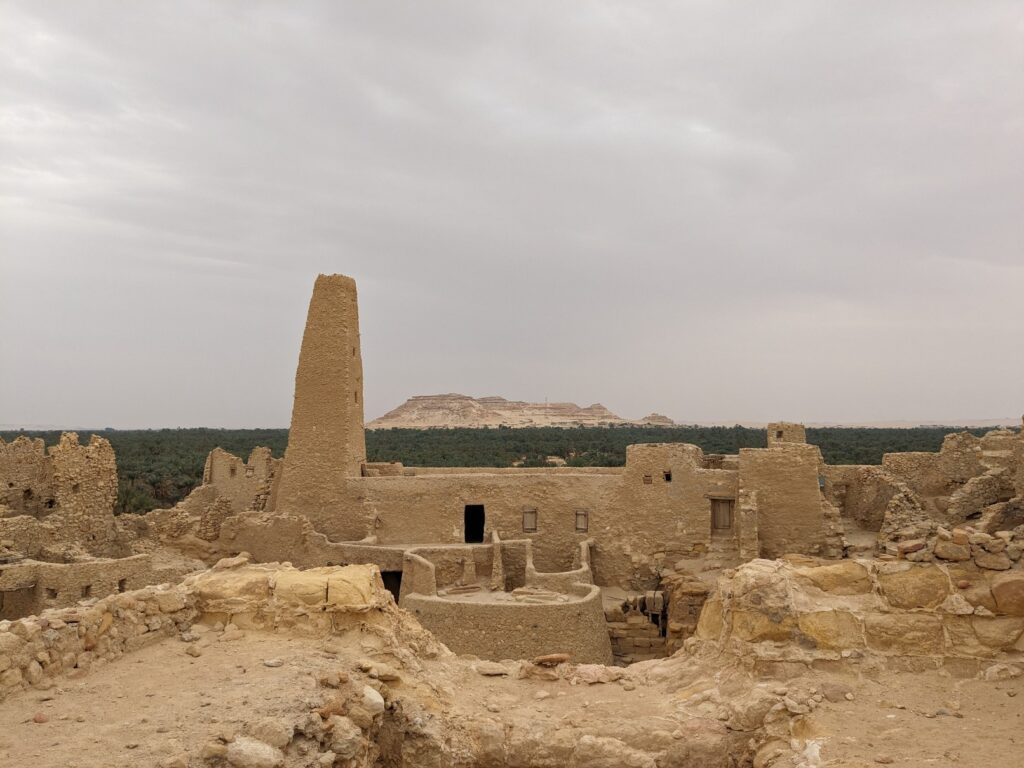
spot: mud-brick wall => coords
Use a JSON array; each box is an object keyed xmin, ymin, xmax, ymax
[
  {"xmin": 204, "ymin": 447, "xmax": 279, "ymax": 513},
  {"xmin": 738, "ymin": 444, "xmax": 827, "ymax": 558},
  {"xmin": 0, "ymin": 437, "xmax": 55, "ymax": 517},
  {"xmin": 50, "ymin": 433, "xmax": 118, "ymax": 553},
  {"xmin": 402, "ymin": 584, "xmax": 613, "ymax": 664},
  {"xmin": 0, "ymin": 555, "xmax": 157, "ymax": 619}
]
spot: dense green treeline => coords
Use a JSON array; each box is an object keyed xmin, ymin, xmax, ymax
[{"xmin": 1, "ymin": 425, "xmax": 1003, "ymax": 515}]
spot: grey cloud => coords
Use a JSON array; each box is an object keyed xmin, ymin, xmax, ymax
[{"xmin": 1, "ymin": 1, "xmax": 1022, "ymax": 428}]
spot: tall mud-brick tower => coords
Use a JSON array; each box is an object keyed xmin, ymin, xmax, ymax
[{"xmin": 275, "ymin": 274, "xmax": 367, "ymax": 517}]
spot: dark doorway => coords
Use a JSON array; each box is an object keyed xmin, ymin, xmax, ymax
[
  {"xmin": 381, "ymin": 571, "xmax": 403, "ymax": 602},
  {"xmin": 464, "ymin": 504, "xmax": 485, "ymax": 543}
]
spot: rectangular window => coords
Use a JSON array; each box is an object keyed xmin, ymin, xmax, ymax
[
  {"xmin": 642, "ymin": 474, "xmax": 653, "ymax": 485},
  {"xmin": 522, "ymin": 508, "xmax": 538, "ymax": 533},
  {"xmin": 575, "ymin": 509, "xmax": 589, "ymax": 533},
  {"xmin": 663, "ymin": 470, "xmax": 672, "ymax": 482}
]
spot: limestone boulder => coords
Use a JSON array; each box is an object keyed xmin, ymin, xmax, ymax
[
  {"xmin": 273, "ymin": 569, "xmax": 329, "ymax": 606},
  {"xmin": 694, "ymin": 599, "xmax": 723, "ymax": 640},
  {"xmin": 326, "ymin": 715, "xmax": 363, "ymax": 759},
  {"xmin": 972, "ymin": 616, "xmax": 1024, "ymax": 650},
  {"xmin": 249, "ymin": 717, "xmax": 293, "ymax": 749},
  {"xmin": 327, "ymin": 565, "xmax": 388, "ymax": 611},
  {"xmin": 794, "ymin": 561, "xmax": 872, "ymax": 595},
  {"xmin": 730, "ymin": 610, "xmax": 795, "ymax": 643},
  {"xmin": 190, "ymin": 568, "xmax": 272, "ymax": 614},
  {"xmin": 570, "ymin": 735, "xmax": 656, "ymax": 768},
  {"xmin": 864, "ymin": 613, "xmax": 944, "ymax": 655},
  {"xmin": 990, "ymin": 571, "xmax": 1024, "ymax": 616},
  {"xmin": 934, "ymin": 541, "xmax": 970, "ymax": 562},
  {"xmin": 225, "ymin": 736, "xmax": 284, "ymax": 768},
  {"xmin": 975, "ymin": 551, "xmax": 1012, "ymax": 570},
  {"xmin": 797, "ymin": 611, "xmax": 863, "ymax": 650},
  {"xmin": 878, "ymin": 566, "xmax": 949, "ymax": 610}
]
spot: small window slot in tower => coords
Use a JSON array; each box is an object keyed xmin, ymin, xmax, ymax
[
  {"xmin": 575, "ymin": 509, "xmax": 589, "ymax": 532},
  {"xmin": 522, "ymin": 507, "xmax": 538, "ymax": 533}
]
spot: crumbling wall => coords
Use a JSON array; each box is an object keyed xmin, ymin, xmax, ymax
[
  {"xmin": 738, "ymin": 444, "xmax": 830, "ymax": 558},
  {"xmin": 203, "ymin": 447, "xmax": 280, "ymax": 513},
  {"xmin": 49, "ymin": 433, "xmax": 118, "ymax": 551},
  {"xmin": 0, "ymin": 554, "xmax": 157, "ymax": 619},
  {"xmin": 0, "ymin": 433, "xmax": 118, "ymax": 558},
  {"xmin": 604, "ymin": 604, "xmax": 666, "ymax": 664},
  {"xmin": 0, "ymin": 581, "xmax": 197, "ymax": 700},
  {"xmin": 0, "ymin": 515, "xmax": 55, "ymax": 559},
  {"xmin": 882, "ymin": 432, "xmax": 986, "ymax": 503},
  {"xmin": 0, "ymin": 437, "xmax": 56, "ymax": 517},
  {"xmin": 661, "ymin": 570, "xmax": 711, "ymax": 655},
  {"xmin": 946, "ymin": 470, "xmax": 1015, "ymax": 526},
  {"xmin": 824, "ymin": 465, "xmax": 902, "ymax": 531},
  {"xmin": 766, "ymin": 422, "xmax": 806, "ymax": 446}
]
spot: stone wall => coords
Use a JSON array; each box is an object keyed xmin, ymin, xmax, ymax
[
  {"xmin": 693, "ymin": 557, "xmax": 1024, "ymax": 666},
  {"xmin": 0, "ymin": 580, "xmax": 196, "ymax": 701},
  {"xmin": 0, "ymin": 436, "xmax": 56, "ymax": 517},
  {"xmin": 824, "ymin": 465, "xmax": 902, "ymax": 531},
  {"xmin": 766, "ymin": 422, "xmax": 806, "ymax": 446},
  {"xmin": 50, "ymin": 433, "xmax": 118, "ymax": 550},
  {"xmin": 737, "ymin": 444, "xmax": 834, "ymax": 558},
  {"xmin": 605, "ymin": 607, "xmax": 665, "ymax": 664},
  {"xmin": 0, "ymin": 554, "xmax": 158, "ymax": 619},
  {"xmin": 0, "ymin": 433, "xmax": 117, "ymax": 555},
  {"xmin": 203, "ymin": 447, "xmax": 279, "ymax": 513}
]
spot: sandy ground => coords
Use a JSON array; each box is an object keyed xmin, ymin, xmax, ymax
[
  {"xmin": 810, "ymin": 669, "xmax": 1024, "ymax": 767},
  {"xmin": 2, "ymin": 629, "xmax": 1022, "ymax": 767},
  {"xmin": 0, "ymin": 632, "xmax": 332, "ymax": 768}
]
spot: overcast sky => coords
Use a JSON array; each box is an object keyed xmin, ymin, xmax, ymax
[{"xmin": 2, "ymin": 2, "xmax": 1023, "ymax": 429}]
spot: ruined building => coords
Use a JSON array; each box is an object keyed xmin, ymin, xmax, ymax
[
  {"xmin": 2, "ymin": 274, "xmax": 1024, "ymax": 768},
  {"xmin": 3, "ymin": 273, "xmax": 1023, "ymax": 664},
  {"xmin": 141, "ymin": 274, "xmax": 1024, "ymax": 662}
]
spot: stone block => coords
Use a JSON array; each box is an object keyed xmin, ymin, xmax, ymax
[
  {"xmin": 934, "ymin": 541, "xmax": 970, "ymax": 562},
  {"xmin": 864, "ymin": 613, "xmax": 943, "ymax": 655},
  {"xmin": 990, "ymin": 571, "xmax": 1024, "ymax": 616},
  {"xmin": 878, "ymin": 567, "xmax": 949, "ymax": 609},
  {"xmin": 797, "ymin": 611, "xmax": 863, "ymax": 650}
]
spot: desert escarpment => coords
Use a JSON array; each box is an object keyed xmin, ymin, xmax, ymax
[{"xmin": 367, "ymin": 393, "xmax": 676, "ymax": 429}]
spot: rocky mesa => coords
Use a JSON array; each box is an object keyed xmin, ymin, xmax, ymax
[{"xmin": 367, "ymin": 394, "xmax": 674, "ymax": 429}]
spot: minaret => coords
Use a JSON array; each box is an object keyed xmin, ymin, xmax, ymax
[{"xmin": 275, "ymin": 274, "xmax": 366, "ymax": 517}]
